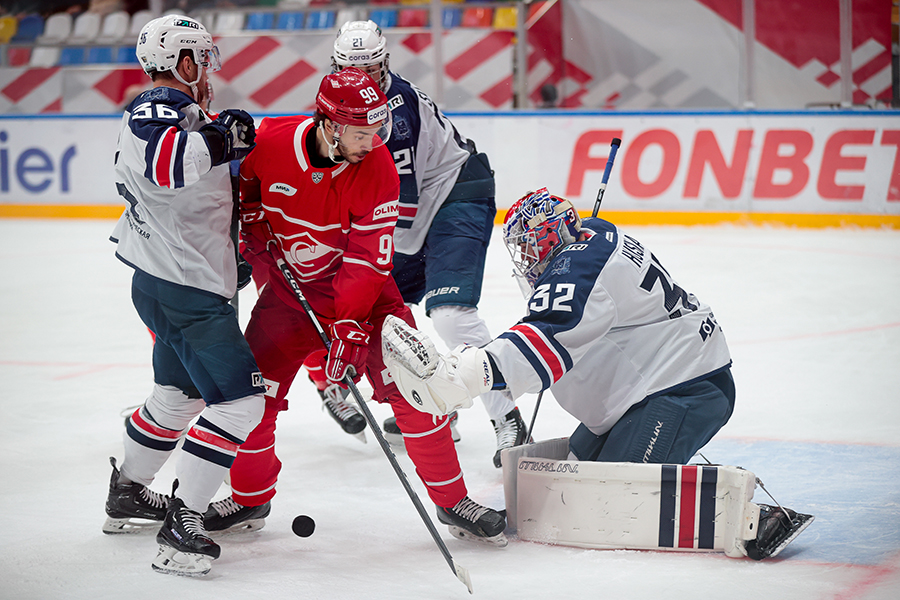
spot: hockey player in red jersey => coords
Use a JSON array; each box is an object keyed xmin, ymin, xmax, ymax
[{"xmin": 203, "ymin": 68, "xmax": 507, "ymax": 546}]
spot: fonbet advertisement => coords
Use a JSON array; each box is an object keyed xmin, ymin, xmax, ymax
[{"xmin": 1, "ymin": 112, "xmax": 898, "ymax": 219}]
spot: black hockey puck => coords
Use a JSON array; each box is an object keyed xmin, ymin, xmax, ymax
[{"xmin": 292, "ymin": 515, "xmax": 315, "ymax": 538}]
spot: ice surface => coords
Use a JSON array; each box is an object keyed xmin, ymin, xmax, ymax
[{"xmin": 1, "ymin": 219, "xmax": 898, "ymax": 599}]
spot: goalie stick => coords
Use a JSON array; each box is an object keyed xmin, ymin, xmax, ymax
[
  {"xmin": 266, "ymin": 239, "xmax": 474, "ymax": 595},
  {"xmin": 526, "ymin": 137, "xmax": 622, "ymax": 443}
]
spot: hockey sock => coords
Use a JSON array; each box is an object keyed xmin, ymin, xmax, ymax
[
  {"xmin": 176, "ymin": 393, "xmax": 265, "ymax": 512},
  {"xmin": 121, "ymin": 384, "xmax": 206, "ymax": 487}
]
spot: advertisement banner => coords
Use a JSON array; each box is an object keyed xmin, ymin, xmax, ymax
[{"xmin": 1, "ymin": 112, "xmax": 898, "ymax": 223}]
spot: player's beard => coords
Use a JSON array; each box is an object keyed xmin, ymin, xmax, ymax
[{"xmin": 337, "ymin": 142, "xmax": 368, "ymax": 164}]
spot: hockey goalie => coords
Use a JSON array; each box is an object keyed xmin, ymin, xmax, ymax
[{"xmin": 381, "ymin": 188, "xmax": 814, "ymax": 560}]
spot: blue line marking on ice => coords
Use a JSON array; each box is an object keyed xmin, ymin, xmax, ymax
[{"xmin": 699, "ymin": 438, "xmax": 900, "ymax": 566}]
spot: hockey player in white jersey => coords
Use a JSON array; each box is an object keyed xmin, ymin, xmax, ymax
[
  {"xmin": 325, "ymin": 20, "xmax": 526, "ymax": 466},
  {"xmin": 386, "ymin": 187, "xmax": 734, "ymax": 464},
  {"xmin": 103, "ymin": 14, "xmax": 265, "ymax": 577},
  {"xmin": 384, "ymin": 188, "xmax": 813, "ymax": 559}
]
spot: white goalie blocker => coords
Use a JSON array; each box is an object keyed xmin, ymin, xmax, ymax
[
  {"xmin": 501, "ymin": 439, "xmax": 760, "ymax": 558},
  {"xmin": 381, "ymin": 315, "xmax": 492, "ymax": 417}
]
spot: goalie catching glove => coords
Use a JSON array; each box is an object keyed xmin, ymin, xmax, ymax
[{"xmin": 382, "ymin": 315, "xmax": 493, "ymax": 417}]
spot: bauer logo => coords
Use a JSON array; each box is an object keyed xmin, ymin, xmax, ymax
[
  {"xmin": 269, "ymin": 182, "xmax": 297, "ymax": 195},
  {"xmin": 373, "ymin": 199, "xmax": 398, "ymax": 220}
]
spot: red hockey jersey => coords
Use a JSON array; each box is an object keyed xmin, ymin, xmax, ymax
[{"xmin": 240, "ymin": 116, "xmax": 400, "ymax": 324}]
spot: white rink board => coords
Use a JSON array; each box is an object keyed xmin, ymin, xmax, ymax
[{"xmin": 1, "ymin": 111, "xmax": 898, "ymax": 216}]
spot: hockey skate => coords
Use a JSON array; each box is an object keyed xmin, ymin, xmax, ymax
[
  {"xmin": 744, "ymin": 504, "xmax": 814, "ymax": 560},
  {"xmin": 492, "ymin": 407, "xmax": 531, "ymax": 468},
  {"xmin": 318, "ymin": 384, "xmax": 367, "ymax": 443},
  {"xmin": 437, "ymin": 496, "xmax": 508, "ymax": 547},
  {"xmin": 382, "ymin": 411, "xmax": 460, "ymax": 447},
  {"xmin": 103, "ymin": 457, "xmax": 169, "ymax": 534},
  {"xmin": 204, "ymin": 497, "xmax": 271, "ymax": 534},
  {"xmin": 152, "ymin": 497, "xmax": 220, "ymax": 577}
]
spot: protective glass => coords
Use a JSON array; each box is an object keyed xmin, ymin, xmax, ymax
[{"xmin": 199, "ymin": 46, "xmax": 221, "ymax": 73}]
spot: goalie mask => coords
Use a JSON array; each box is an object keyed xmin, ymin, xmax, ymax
[
  {"xmin": 136, "ymin": 15, "xmax": 221, "ymax": 96},
  {"xmin": 331, "ymin": 20, "xmax": 390, "ymax": 91},
  {"xmin": 503, "ymin": 188, "xmax": 581, "ymax": 288},
  {"xmin": 316, "ymin": 67, "xmax": 392, "ymax": 162}
]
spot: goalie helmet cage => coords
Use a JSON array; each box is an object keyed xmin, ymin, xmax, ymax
[{"xmin": 501, "ymin": 439, "xmax": 758, "ymax": 558}]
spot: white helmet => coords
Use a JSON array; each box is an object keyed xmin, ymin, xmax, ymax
[
  {"xmin": 331, "ymin": 20, "xmax": 390, "ymax": 91},
  {"xmin": 136, "ymin": 14, "xmax": 221, "ymax": 91}
]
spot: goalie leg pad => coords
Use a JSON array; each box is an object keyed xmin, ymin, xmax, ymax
[{"xmin": 508, "ymin": 447, "xmax": 760, "ymax": 558}]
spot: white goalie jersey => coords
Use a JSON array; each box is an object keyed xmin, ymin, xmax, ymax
[
  {"xmin": 110, "ymin": 87, "xmax": 236, "ymax": 299},
  {"xmin": 484, "ymin": 217, "xmax": 732, "ymax": 437}
]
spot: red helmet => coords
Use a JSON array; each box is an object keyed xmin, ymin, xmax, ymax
[{"xmin": 316, "ymin": 67, "xmax": 390, "ymax": 129}]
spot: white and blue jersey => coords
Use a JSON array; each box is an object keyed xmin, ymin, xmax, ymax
[
  {"xmin": 110, "ymin": 86, "xmax": 236, "ymax": 299},
  {"xmin": 485, "ymin": 218, "xmax": 732, "ymax": 437},
  {"xmin": 382, "ymin": 72, "xmax": 472, "ymax": 255}
]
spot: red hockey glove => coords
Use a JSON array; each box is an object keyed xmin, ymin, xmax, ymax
[
  {"xmin": 239, "ymin": 200, "xmax": 274, "ymax": 257},
  {"xmin": 326, "ymin": 320, "xmax": 373, "ymax": 384}
]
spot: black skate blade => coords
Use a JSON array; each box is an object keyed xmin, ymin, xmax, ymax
[
  {"xmin": 447, "ymin": 525, "xmax": 509, "ymax": 548},
  {"xmin": 151, "ymin": 544, "xmax": 214, "ymax": 577},
  {"xmin": 765, "ymin": 512, "xmax": 815, "ymax": 559},
  {"xmin": 102, "ymin": 516, "xmax": 162, "ymax": 535}
]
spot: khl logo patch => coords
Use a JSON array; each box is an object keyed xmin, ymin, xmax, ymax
[{"xmin": 311, "ymin": 172, "xmax": 323, "ymax": 184}]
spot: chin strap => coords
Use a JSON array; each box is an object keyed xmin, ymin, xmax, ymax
[
  {"xmin": 172, "ymin": 68, "xmax": 203, "ymax": 101},
  {"xmin": 318, "ymin": 121, "xmax": 341, "ymax": 162}
]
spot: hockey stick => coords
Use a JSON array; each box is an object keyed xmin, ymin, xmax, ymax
[
  {"xmin": 593, "ymin": 137, "xmax": 621, "ymax": 218},
  {"xmin": 526, "ymin": 137, "xmax": 622, "ymax": 443},
  {"xmin": 268, "ymin": 242, "xmax": 474, "ymax": 595}
]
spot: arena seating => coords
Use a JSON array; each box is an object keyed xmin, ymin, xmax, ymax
[{"xmin": 1, "ymin": 2, "xmax": 521, "ymax": 68}]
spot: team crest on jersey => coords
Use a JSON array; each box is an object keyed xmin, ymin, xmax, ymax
[
  {"xmin": 550, "ymin": 256, "xmax": 571, "ymax": 276},
  {"xmin": 311, "ymin": 172, "xmax": 324, "ymax": 184},
  {"xmin": 282, "ymin": 231, "xmax": 341, "ymax": 273},
  {"xmin": 269, "ymin": 182, "xmax": 297, "ymax": 196},
  {"xmin": 392, "ymin": 116, "xmax": 411, "ymax": 141}
]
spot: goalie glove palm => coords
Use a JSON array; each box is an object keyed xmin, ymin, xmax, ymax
[{"xmin": 382, "ymin": 315, "xmax": 493, "ymax": 417}]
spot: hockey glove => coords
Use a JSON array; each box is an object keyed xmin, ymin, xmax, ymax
[
  {"xmin": 326, "ymin": 320, "xmax": 373, "ymax": 384},
  {"xmin": 236, "ymin": 252, "xmax": 253, "ymax": 290},
  {"xmin": 199, "ymin": 109, "xmax": 256, "ymax": 166},
  {"xmin": 382, "ymin": 315, "xmax": 491, "ymax": 417}
]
